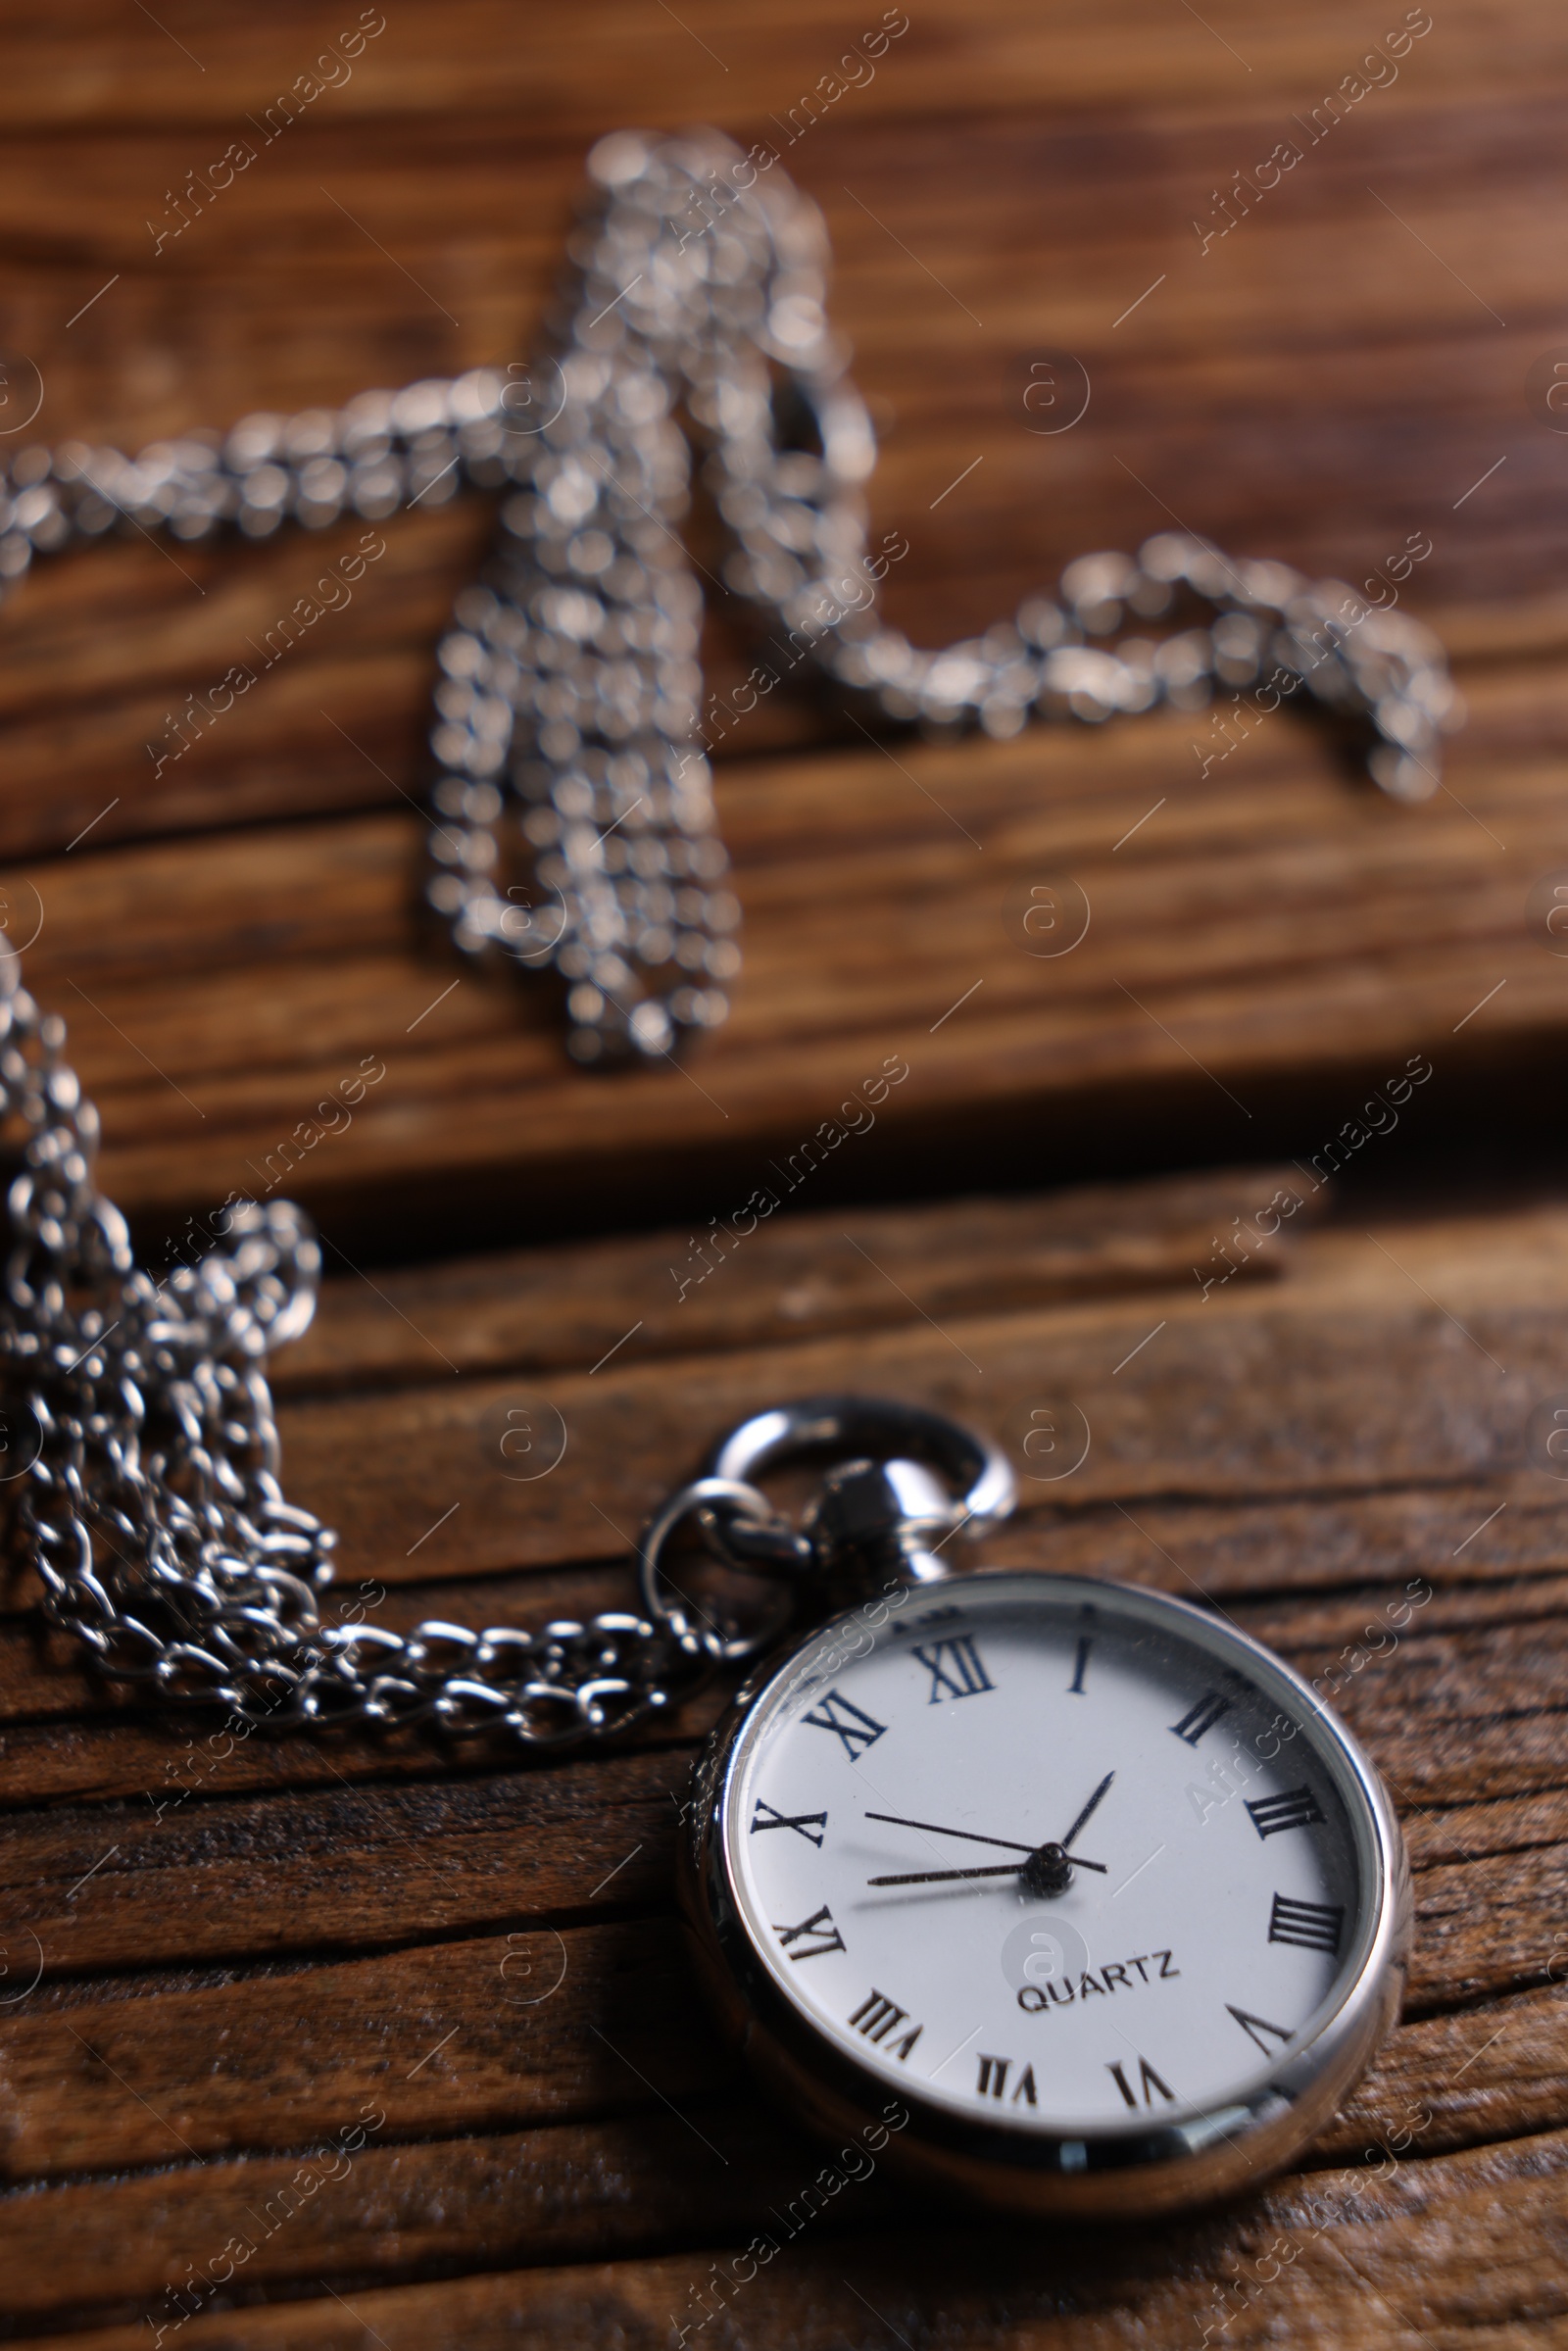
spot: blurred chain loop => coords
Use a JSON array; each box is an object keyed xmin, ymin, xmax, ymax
[{"xmin": 1, "ymin": 130, "xmax": 1457, "ymax": 1065}]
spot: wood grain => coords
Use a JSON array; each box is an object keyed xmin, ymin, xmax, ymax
[
  {"xmin": 2, "ymin": 1177, "xmax": 1567, "ymax": 2340},
  {"xmin": 2, "ymin": 1911, "xmax": 1561, "ymax": 2186},
  {"xmin": 2, "ymin": 1, "xmax": 1566, "ymax": 2341},
  {"xmin": 0, "ymin": 6, "xmax": 1565, "ymax": 1242},
  {"xmin": 20, "ymin": 2134, "xmax": 1568, "ymax": 2351},
  {"xmin": 269, "ymin": 1164, "xmax": 1320, "ymax": 1391},
  {"xmin": 8, "ymin": 676, "xmax": 1568, "ymax": 1247}
]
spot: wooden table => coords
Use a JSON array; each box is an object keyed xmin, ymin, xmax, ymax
[
  {"xmin": 6, "ymin": 1172, "xmax": 1568, "ymax": 2343},
  {"xmin": 2, "ymin": 3, "xmax": 1567, "ymax": 2343}
]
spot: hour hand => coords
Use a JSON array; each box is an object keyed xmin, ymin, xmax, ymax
[{"xmin": 867, "ymin": 1854, "xmax": 1107, "ymax": 1886}]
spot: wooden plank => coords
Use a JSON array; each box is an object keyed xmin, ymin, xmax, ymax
[
  {"xmin": 270, "ymin": 1166, "xmax": 1319, "ymax": 1392},
  {"xmin": 0, "ymin": 1797, "xmax": 1563, "ymax": 2291},
  {"xmin": 5, "ymin": 682, "xmax": 1563, "ymax": 1237},
  {"xmin": 2, "ymin": 1907, "xmax": 1562, "ymax": 2184},
  {"xmin": 0, "ymin": 2107, "xmax": 829, "ymax": 2327},
  {"xmin": 254, "ymin": 1207, "xmax": 1568, "ymax": 1587},
  {"xmin": 12, "ymin": 2068, "xmax": 1568, "ymax": 2334},
  {"xmin": 0, "ymin": 1919, "xmax": 728, "ymax": 2180},
  {"xmin": 6, "ymin": 2117, "xmax": 1568, "ymax": 2344},
  {"xmin": 6, "ymin": 1, "xmax": 1560, "ymax": 136}
]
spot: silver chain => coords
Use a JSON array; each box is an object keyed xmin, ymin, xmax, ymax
[
  {"xmin": 0, "ymin": 949, "xmax": 726, "ymax": 1741},
  {"xmin": 3, "ymin": 127, "xmax": 1456, "ymax": 1068},
  {"xmin": 0, "ymin": 128, "xmax": 1458, "ymax": 1732},
  {"xmin": 2, "ymin": 945, "xmax": 911, "ymax": 1739},
  {"xmin": 0, "ymin": 970, "xmax": 965, "ymax": 1741}
]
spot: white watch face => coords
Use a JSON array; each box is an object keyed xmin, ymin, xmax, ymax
[{"xmin": 722, "ymin": 1572, "xmax": 1383, "ymax": 2135}]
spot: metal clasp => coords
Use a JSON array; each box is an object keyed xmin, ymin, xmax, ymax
[{"xmin": 636, "ymin": 1394, "xmax": 1015, "ymax": 1663}]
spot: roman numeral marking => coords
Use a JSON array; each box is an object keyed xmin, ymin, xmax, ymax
[
  {"xmin": 911, "ymin": 1635, "xmax": 995, "ymax": 1704},
  {"xmin": 1069, "ymin": 1636, "xmax": 1092, "ymax": 1695},
  {"xmin": 1170, "ymin": 1691, "xmax": 1231, "ymax": 1745},
  {"xmin": 1268, "ymin": 1892, "xmax": 1345, "ymax": 1955},
  {"xmin": 1227, "ymin": 2004, "xmax": 1295, "ymax": 2056},
  {"xmin": 772, "ymin": 1904, "xmax": 846, "ymax": 1962},
  {"xmin": 973, "ymin": 2055, "xmax": 1040, "ymax": 2106},
  {"xmin": 750, "ymin": 1799, "xmax": 827, "ymax": 1846},
  {"xmin": 1245, "ymin": 1786, "xmax": 1326, "ymax": 1839},
  {"xmin": 1107, "ymin": 2056, "xmax": 1176, "ymax": 2108},
  {"xmin": 847, "ymin": 1988, "xmax": 923, "ymax": 2060},
  {"xmin": 770, "ymin": 1899, "xmax": 846, "ymax": 1955},
  {"xmin": 800, "ymin": 1688, "xmax": 887, "ymax": 1760}
]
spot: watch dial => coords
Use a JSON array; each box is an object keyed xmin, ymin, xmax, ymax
[{"xmin": 723, "ymin": 1572, "xmax": 1380, "ymax": 2132}]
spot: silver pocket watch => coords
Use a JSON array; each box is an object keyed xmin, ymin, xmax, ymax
[
  {"xmin": 0, "ymin": 837, "xmax": 1414, "ymax": 2219},
  {"xmin": 650, "ymin": 1397, "xmax": 1410, "ymax": 2215}
]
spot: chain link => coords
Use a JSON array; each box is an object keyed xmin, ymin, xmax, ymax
[
  {"xmin": 0, "ymin": 948, "xmax": 717, "ymax": 1739},
  {"xmin": 0, "ymin": 129, "xmax": 1457, "ymax": 1067}
]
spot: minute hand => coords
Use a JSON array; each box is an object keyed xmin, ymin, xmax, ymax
[
  {"xmin": 868, "ymin": 1856, "xmax": 1108, "ymax": 1886},
  {"xmin": 863, "ymin": 1810, "xmax": 1036, "ymax": 1854},
  {"xmin": 1058, "ymin": 1770, "xmax": 1115, "ymax": 1853}
]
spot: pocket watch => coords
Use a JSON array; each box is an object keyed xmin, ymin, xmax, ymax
[
  {"xmin": 665, "ymin": 1397, "xmax": 1410, "ymax": 2215},
  {"xmin": 4, "ymin": 1010, "xmax": 1408, "ymax": 2220},
  {"xmin": 5, "ymin": 983, "xmax": 1408, "ymax": 2219}
]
